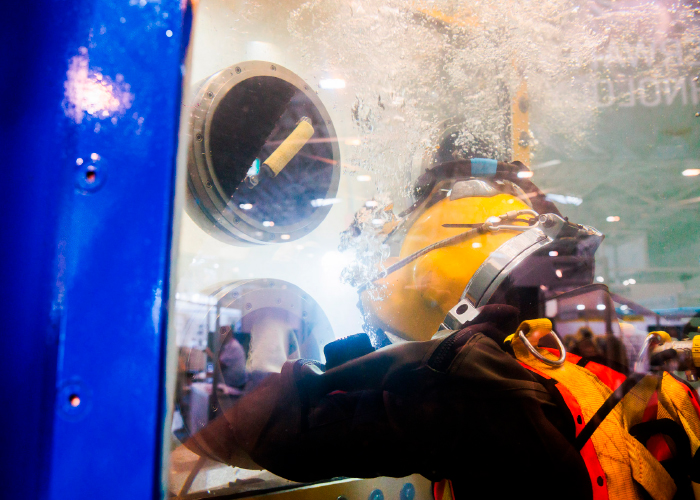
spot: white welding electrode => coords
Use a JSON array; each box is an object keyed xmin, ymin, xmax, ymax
[{"xmin": 262, "ymin": 117, "xmax": 314, "ymax": 177}]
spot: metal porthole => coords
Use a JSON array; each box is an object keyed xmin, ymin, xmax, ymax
[{"xmin": 186, "ymin": 61, "xmax": 341, "ymax": 245}]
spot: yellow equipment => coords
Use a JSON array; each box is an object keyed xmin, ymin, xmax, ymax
[
  {"xmin": 356, "ymin": 156, "xmax": 603, "ymax": 343},
  {"xmin": 361, "ymin": 190, "xmax": 533, "ymax": 341}
]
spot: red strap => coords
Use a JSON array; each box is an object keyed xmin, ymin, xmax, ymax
[
  {"xmin": 519, "ymin": 361, "xmax": 609, "ymax": 500},
  {"xmin": 565, "ymin": 351, "xmax": 582, "ymax": 364},
  {"xmin": 646, "ymin": 434, "xmax": 674, "ymax": 462},
  {"xmin": 580, "ymin": 361, "xmax": 626, "ymax": 392},
  {"xmin": 641, "ymin": 392, "xmax": 658, "ymax": 423},
  {"xmin": 553, "ymin": 382, "xmax": 609, "ymax": 500},
  {"xmin": 432, "ymin": 479, "xmax": 454, "ymax": 500}
]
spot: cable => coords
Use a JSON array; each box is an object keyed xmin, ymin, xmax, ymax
[
  {"xmin": 178, "ymin": 455, "xmax": 208, "ymax": 497},
  {"xmin": 357, "ymin": 210, "xmax": 538, "ymax": 292}
]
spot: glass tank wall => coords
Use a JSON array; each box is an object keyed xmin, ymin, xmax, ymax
[{"xmin": 167, "ymin": 1, "xmax": 700, "ymax": 497}]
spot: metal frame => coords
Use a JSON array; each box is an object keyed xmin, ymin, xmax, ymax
[
  {"xmin": 444, "ymin": 214, "xmax": 603, "ymax": 330},
  {"xmin": 187, "ymin": 61, "xmax": 341, "ymax": 245},
  {"xmin": 1, "ymin": 1, "xmax": 188, "ymax": 498}
]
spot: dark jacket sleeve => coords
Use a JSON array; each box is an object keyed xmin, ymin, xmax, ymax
[{"xmin": 192, "ymin": 306, "xmax": 593, "ymax": 499}]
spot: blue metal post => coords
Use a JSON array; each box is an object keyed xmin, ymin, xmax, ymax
[{"xmin": 0, "ymin": 1, "xmax": 188, "ymax": 498}]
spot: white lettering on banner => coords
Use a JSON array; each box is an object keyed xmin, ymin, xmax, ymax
[
  {"xmin": 663, "ymin": 78, "xmax": 687, "ymax": 106},
  {"xmin": 620, "ymin": 78, "xmax": 636, "ymax": 108},
  {"xmin": 597, "ymin": 79, "xmax": 615, "ymax": 107},
  {"xmin": 593, "ymin": 40, "xmax": 659, "ymax": 70},
  {"xmin": 660, "ymin": 39, "xmax": 684, "ymax": 71},
  {"xmin": 639, "ymin": 78, "xmax": 661, "ymax": 107},
  {"xmin": 595, "ymin": 76, "xmax": 700, "ymax": 108},
  {"xmin": 691, "ymin": 78, "xmax": 700, "ymax": 105},
  {"xmin": 635, "ymin": 41, "xmax": 657, "ymax": 69},
  {"xmin": 591, "ymin": 36, "xmax": 700, "ymax": 108}
]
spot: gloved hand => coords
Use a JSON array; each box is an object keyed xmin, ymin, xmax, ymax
[{"xmin": 187, "ymin": 304, "xmax": 592, "ymax": 499}]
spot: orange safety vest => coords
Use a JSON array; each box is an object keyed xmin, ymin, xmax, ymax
[{"xmin": 510, "ymin": 336, "xmax": 700, "ymax": 500}]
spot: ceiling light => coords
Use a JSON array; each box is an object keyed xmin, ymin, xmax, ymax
[
  {"xmin": 620, "ymin": 304, "xmax": 629, "ymax": 311},
  {"xmin": 596, "ymin": 304, "xmax": 606, "ymax": 311},
  {"xmin": 472, "ymin": 242, "xmax": 482, "ymax": 249},
  {"xmin": 606, "ymin": 216, "xmax": 620, "ymax": 222},
  {"xmin": 682, "ymin": 168, "xmax": 700, "ymax": 176},
  {"xmin": 545, "ymin": 194, "xmax": 583, "ymax": 206},
  {"xmin": 239, "ymin": 203, "xmax": 253, "ymax": 210},
  {"xmin": 517, "ymin": 171, "xmax": 534, "ymax": 179},
  {"xmin": 533, "ymin": 159, "xmax": 561, "ymax": 169},
  {"xmin": 628, "ymin": 278, "xmax": 636, "ymax": 284},
  {"xmin": 310, "ymin": 198, "xmax": 341, "ymax": 207},
  {"xmin": 280, "ymin": 234, "xmax": 290, "ymax": 240},
  {"xmin": 596, "ymin": 276, "xmax": 604, "ymax": 283},
  {"xmin": 576, "ymin": 304, "xmax": 585, "ymax": 311},
  {"xmin": 319, "ymin": 79, "xmax": 346, "ymax": 89},
  {"xmin": 555, "ymin": 269, "xmax": 563, "ymax": 278},
  {"xmin": 262, "ymin": 221, "xmax": 274, "ymax": 227},
  {"xmin": 549, "ymin": 251, "xmax": 559, "ymax": 257}
]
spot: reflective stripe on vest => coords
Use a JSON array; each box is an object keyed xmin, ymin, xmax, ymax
[
  {"xmin": 517, "ymin": 360, "xmax": 609, "ymax": 500},
  {"xmin": 512, "ymin": 338, "xmax": 676, "ymax": 500}
]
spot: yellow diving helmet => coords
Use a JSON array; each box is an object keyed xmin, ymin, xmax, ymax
[{"xmin": 356, "ymin": 158, "xmax": 603, "ymax": 342}]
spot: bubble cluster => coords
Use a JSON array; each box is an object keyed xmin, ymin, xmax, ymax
[{"xmin": 288, "ymin": 0, "xmax": 700, "ymax": 285}]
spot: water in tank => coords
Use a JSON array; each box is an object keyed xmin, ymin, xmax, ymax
[{"xmin": 168, "ymin": 1, "xmax": 700, "ymax": 497}]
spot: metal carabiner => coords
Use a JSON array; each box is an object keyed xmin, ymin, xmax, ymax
[{"xmin": 518, "ymin": 329, "xmax": 567, "ymax": 366}]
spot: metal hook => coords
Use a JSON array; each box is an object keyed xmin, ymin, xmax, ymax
[
  {"xmin": 634, "ymin": 332, "xmax": 664, "ymax": 374},
  {"xmin": 518, "ymin": 329, "xmax": 567, "ymax": 366}
]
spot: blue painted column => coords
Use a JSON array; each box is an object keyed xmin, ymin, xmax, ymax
[{"xmin": 0, "ymin": 1, "xmax": 189, "ymax": 498}]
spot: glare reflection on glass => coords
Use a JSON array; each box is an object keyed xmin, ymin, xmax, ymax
[{"xmin": 63, "ymin": 49, "xmax": 134, "ymax": 124}]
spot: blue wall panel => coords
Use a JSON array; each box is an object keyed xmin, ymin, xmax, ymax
[{"xmin": 0, "ymin": 1, "xmax": 186, "ymax": 498}]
